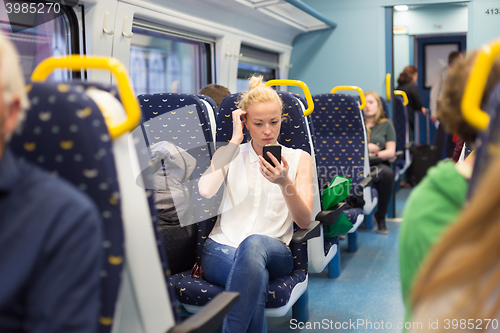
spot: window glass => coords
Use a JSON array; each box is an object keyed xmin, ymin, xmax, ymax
[
  {"xmin": 237, "ymin": 63, "xmax": 277, "ymax": 92},
  {"xmin": 237, "ymin": 45, "xmax": 279, "ymax": 92},
  {"xmin": 130, "ymin": 27, "xmax": 211, "ymax": 95},
  {"xmin": 0, "ymin": 1, "xmax": 74, "ymax": 82}
]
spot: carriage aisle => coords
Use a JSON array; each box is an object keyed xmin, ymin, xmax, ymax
[{"xmin": 268, "ymin": 188, "xmax": 413, "ymax": 333}]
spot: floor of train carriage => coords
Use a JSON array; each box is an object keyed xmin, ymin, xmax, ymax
[{"xmin": 267, "ymin": 187, "xmax": 413, "ymax": 333}]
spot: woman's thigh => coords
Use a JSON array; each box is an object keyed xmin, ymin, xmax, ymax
[
  {"xmin": 201, "ymin": 238, "xmax": 236, "ymax": 287},
  {"xmin": 236, "ymin": 234, "xmax": 293, "ymax": 280}
]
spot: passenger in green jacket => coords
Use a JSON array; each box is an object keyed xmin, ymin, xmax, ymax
[{"xmin": 399, "ymin": 49, "xmax": 500, "ymax": 326}]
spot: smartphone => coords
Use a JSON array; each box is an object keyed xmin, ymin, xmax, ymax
[{"xmin": 263, "ymin": 144, "xmax": 282, "ymax": 167}]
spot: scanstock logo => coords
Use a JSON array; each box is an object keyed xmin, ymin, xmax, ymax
[{"xmin": 5, "ymin": 0, "xmax": 79, "ymax": 33}]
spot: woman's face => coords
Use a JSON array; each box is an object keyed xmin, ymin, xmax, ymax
[
  {"xmin": 364, "ymin": 95, "xmax": 379, "ymax": 118},
  {"xmin": 244, "ymin": 101, "xmax": 282, "ymax": 147}
]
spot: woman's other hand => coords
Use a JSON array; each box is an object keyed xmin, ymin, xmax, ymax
[
  {"xmin": 368, "ymin": 143, "xmax": 380, "ymax": 155},
  {"xmin": 230, "ymin": 109, "xmax": 246, "ymax": 145},
  {"xmin": 259, "ymin": 153, "xmax": 290, "ymax": 187}
]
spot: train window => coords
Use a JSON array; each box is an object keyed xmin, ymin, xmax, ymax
[
  {"xmin": 237, "ymin": 44, "xmax": 279, "ymax": 92},
  {"xmin": 129, "ymin": 23, "xmax": 213, "ymax": 95},
  {"xmin": 0, "ymin": 1, "xmax": 79, "ymax": 82}
]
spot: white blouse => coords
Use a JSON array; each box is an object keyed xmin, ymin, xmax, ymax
[{"xmin": 209, "ymin": 141, "xmax": 303, "ymax": 248}]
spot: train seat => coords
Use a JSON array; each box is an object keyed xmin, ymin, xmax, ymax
[
  {"xmin": 12, "ymin": 80, "xmax": 237, "ymax": 333},
  {"xmin": 393, "ymin": 95, "xmax": 412, "ymax": 175},
  {"xmin": 467, "ymin": 83, "xmax": 500, "ymax": 198},
  {"xmin": 312, "ymin": 93, "xmax": 377, "ymax": 252},
  {"xmin": 11, "ymin": 82, "xmax": 125, "ymax": 333},
  {"xmin": 198, "ymin": 94, "xmax": 218, "ymax": 142},
  {"xmin": 290, "ymin": 92, "xmax": 343, "ymax": 277},
  {"xmin": 176, "ymin": 91, "xmax": 322, "ymax": 321}
]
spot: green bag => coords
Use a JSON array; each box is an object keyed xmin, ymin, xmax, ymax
[
  {"xmin": 324, "ymin": 211, "xmax": 354, "ymax": 239},
  {"xmin": 321, "ymin": 176, "xmax": 352, "ymax": 210}
]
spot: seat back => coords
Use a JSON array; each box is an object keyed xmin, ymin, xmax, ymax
[
  {"xmin": 137, "ymin": 93, "xmax": 220, "ymax": 265},
  {"xmin": 468, "ymin": 83, "xmax": 500, "ymax": 198},
  {"xmin": 393, "ymin": 95, "xmax": 411, "ymax": 173},
  {"xmin": 198, "ymin": 94, "xmax": 218, "ymax": 142},
  {"xmin": 11, "ymin": 82, "xmax": 124, "ymax": 333},
  {"xmin": 312, "ymin": 93, "xmax": 369, "ymax": 195}
]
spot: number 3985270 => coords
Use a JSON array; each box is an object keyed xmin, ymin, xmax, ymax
[{"xmin": 5, "ymin": 2, "xmax": 61, "ymax": 14}]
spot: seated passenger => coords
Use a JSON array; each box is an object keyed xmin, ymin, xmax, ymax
[
  {"xmin": 363, "ymin": 91, "xmax": 396, "ymax": 234},
  {"xmin": 399, "ymin": 50, "xmax": 500, "ymax": 327},
  {"xmin": 199, "ymin": 84, "xmax": 231, "ymax": 108},
  {"xmin": 198, "ymin": 75, "xmax": 314, "ymax": 333},
  {"xmin": 0, "ymin": 32, "xmax": 103, "ymax": 332},
  {"xmin": 409, "ymin": 145, "xmax": 500, "ymax": 332}
]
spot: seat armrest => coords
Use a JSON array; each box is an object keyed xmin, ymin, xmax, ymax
[
  {"xmin": 167, "ymin": 292, "xmax": 240, "ymax": 333},
  {"xmin": 292, "ymin": 221, "xmax": 321, "ymax": 243},
  {"xmin": 314, "ymin": 202, "xmax": 346, "ymax": 225},
  {"xmin": 388, "ymin": 151, "xmax": 404, "ymax": 163},
  {"xmin": 357, "ymin": 175, "xmax": 373, "ymax": 189}
]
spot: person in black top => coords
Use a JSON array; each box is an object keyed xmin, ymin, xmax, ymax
[
  {"xmin": 396, "ymin": 65, "xmax": 426, "ymax": 141},
  {"xmin": 363, "ymin": 91, "xmax": 396, "ymax": 234}
]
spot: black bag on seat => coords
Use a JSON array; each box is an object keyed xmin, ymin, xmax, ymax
[
  {"xmin": 409, "ymin": 144, "xmax": 439, "ymax": 186},
  {"xmin": 149, "ymin": 141, "xmax": 199, "ymax": 274}
]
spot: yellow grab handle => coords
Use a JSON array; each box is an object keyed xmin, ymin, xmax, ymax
[
  {"xmin": 386, "ymin": 73, "xmax": 391, "ymax": 101},
  {"xmin": 31, "ymin": 56, "xmax": 141, "ymax": 139},
  {"xmin": 394, "ymin": 90, "xmax": 408, "ymax": 106},
  {"xmin": 265, "ymin": 80, "xmax": 314, "ymax": 117},
  {"xmin": 461, "ymin": 41, "xmax": 500, "ymax": 130},
  {"xmin": 330, "ymin": 85, "xmax": 366, "ymax": 110}
]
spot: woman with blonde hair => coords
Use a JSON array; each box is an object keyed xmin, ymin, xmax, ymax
[
  {"xmin": 198, "ymin": 75, "xmax": 314, "ymax": 332},
  {"xmin": 409, "ymin": 145, "xmax": 500, "ymax": 332},
  {"xmin": 363, "ymin": 91, "xmax": 395, "ymax": 234}
]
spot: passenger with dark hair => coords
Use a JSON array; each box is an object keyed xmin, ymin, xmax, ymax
[
  {"xmin": 198, "ymin": 75, "xmax": 314, "ymax": 333},
  {"xmin": 431, "ymin": 51, "xmax": 464, "ymax": 160},
  {"xmin": 399, "ymin": 50, "xmax": 500, "ymax": 328},
  {"xmin": 363, "ymin": 91, "xmax": 395, "ymax": 234},
  {"xmin": 199, "ymin": 84, "xmax": 231, "ymax": 108},
  {"xmin": 396, "ymin": 65, "xmax": 426, "ymax": 139},
  {"xmin": 0, "ymin": 31, "xmax": 102, "ymax": 332}
]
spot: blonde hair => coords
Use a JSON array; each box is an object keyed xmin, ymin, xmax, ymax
[
  {"xmin": 412, "ymin": 148, "xmax": 500, "ymax": 328},
  {"xmin": 238, "ymin": 75, "xmax": 283, "ymax": 112},
  {"xmin": 0, "ymin": 30, "xmax": 29, "ymax": 132},
  {"xmin": 365, "ymin": 91, "xmax": 388, "ymax": 125}
]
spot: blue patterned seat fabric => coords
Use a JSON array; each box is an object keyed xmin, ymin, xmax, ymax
[
  {"xmin": 393, "ymin": 95, "xmax": 409, "ymax": 171},
  {"xmin": 198, "ymin": 94, "xmax": 219, "ymax": 118},
  {"xmin": 380, "ymin": 97, "xmax": 389, "ymax": 119},
  {"xmin": 137, "ymin": 93, "xmax": 224, "ymax": 308},
  {"xmin": 468, "ymin": 83, "xmax": 500, "ymax": 198},
  {"xmin": 138, "ymin": 93, "xmax": 218, "ymax": 223},
  {"xmin": 290, "ymin": 93, "xmax": 341, "ymax": 255},
  {"xmin": 175, "ymin": 92, "xmax": 310, "ymax": 309},
  {"xmin": 10, "ymin": 82, "xmax": 123, "ymax": 333},
  {"xmin": 312, "ymin": 93, "xmax": 375, "ymax": 227}
]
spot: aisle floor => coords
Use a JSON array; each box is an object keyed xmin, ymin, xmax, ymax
[{"xmin": 267, "ymin": 188, "xmax": 413, "ymax": 332}]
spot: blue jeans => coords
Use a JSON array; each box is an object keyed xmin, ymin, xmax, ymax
[{"xmin": 201, "ymin": 235, "xmax": 293, "ymax": 333}]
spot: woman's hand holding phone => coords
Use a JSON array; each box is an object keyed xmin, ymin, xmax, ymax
[
  {"xmin": 259, "ymin": 152, "xmax": 290, "ymax": 187},
  {"xmin": 230, "ymin": 109, "xmax": 246, "ymax": 145}
]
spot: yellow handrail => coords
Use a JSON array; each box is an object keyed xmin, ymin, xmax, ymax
[
  {"xmin": 394, "ymin": 90, "xmax": 409, "ymax": 106},
  {"xmin": 265, "ymin": 80, "xmax": 314, "ymax": 116},
  {"xmin": 461, "ymin": 40, "xmax": 500, "ymax": 130},
  {"xmin": 330, "ymin": 85, "xmax": 366, "ymax": 110},
  {"xmin": 386, "ymin": 73, "xmax": 391, "ymax": 101},
  {"xmin": 31, "ymin": 56, "xmax": 141, "ymax": 139}
]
